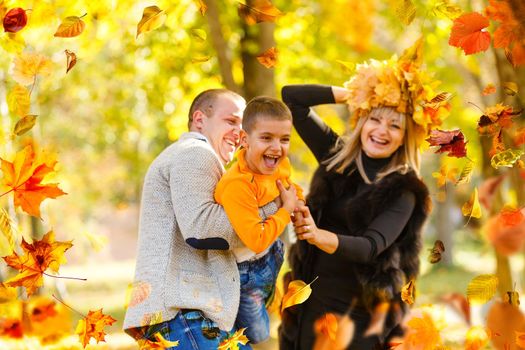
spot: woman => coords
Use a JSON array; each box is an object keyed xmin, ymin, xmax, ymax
[{"xmin": 278, "ymin": 44, "xmax": 444, "ymax": 349}]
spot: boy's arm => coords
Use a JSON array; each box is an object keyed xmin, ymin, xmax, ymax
[
  {"xmin": 217, "ymin": 180, "xmax": 292, "ymax": 254},
  {"xmin": 170, "ymin": 146, "xmax": 243, "ymax": 250}
]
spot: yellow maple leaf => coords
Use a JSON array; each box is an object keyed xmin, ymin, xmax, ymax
[
  {"xmin": 137, "ymin": 332, "xmax": 179, "ymax": 349},
  {"xmin": 2, "ymin": 231, "xmax": 73, "ymax": 296},
  {"xmin": 0, "ymin": 144, "xmax": 66, "ymax": 217},
  {"xmin": 12, "ymin": 52, "xmax": 53, "ymax": 86},
  {"xmin": 218, "ymin": 328, "xmax": 249, "ymax": 350},
  {"xmin": 75, "ymin": 309, "xmax": 116, "ymax": 348}
]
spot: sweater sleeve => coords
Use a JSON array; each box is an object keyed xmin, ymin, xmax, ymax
[
  {"xmin": 281, "ymin": 85, "xmax": 340, "ymax": 162},
  {"xmin": 218, "ymin": 180, "xmax": 292, "ymax": 254},
  {"xmin": 332, "ymin": 191, "xmax": 416, "ymax": 263}
]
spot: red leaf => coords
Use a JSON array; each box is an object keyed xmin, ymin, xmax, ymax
[
  {"xmin": 3, "ymin": 8, "xmax": 27, "ymax": 33},
  {"xmin": 426, "ymin": 129, "xmax": 468, "ymax": 158},
  {"xmin": 449, "ymin": 12, "xmax": 491, "ymax": 55}
]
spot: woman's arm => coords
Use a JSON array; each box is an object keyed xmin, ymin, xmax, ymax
[
  {"xmin": 281, "ymin": 84, "xmax": 347, "ymax": 162},
  {"xmin": 294, "ymin": 191, "xmax": 416, "ymax": 262}
]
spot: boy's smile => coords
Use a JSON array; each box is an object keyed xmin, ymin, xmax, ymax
[{"xmin": 241, "ymin": 118, "xmax": 292, "ymax": 175}]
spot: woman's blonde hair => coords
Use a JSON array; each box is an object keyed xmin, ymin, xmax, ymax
[{"xmin": 324, "ymin": 106, "xmax": 421, "ymax": 183}]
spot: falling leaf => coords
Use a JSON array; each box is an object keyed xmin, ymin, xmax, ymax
[
  {"xmin": 402, "ymin": 280, "xmax": 415, "ymax": 305},
  {"xmin": 426, "ymin": 129, "xmax": 468, "ymax": 158},
  {"xmin": 7, "ymin": 85, "xmax": 30, "ymax": 117},
  {"xmin": 467, "ymin": 274, "xmax": 498, "ymax": 304},
  {"xmin": 54, "ymin": 14, "xmax": 86, "ymax": 37},
  {"xmin": 504, "ymin": 290, "xmax": 520, "ymax": 307},
  {"xmin": 3, "ymin": 8, "xmax": 27, "ymax": 33},
  {"xmin": 256, "ymin": 47, "xmax": 278, "ymax": 68},
  {"xmin": 191, "ymin": 55, "xmax": 211, "ymax": 63},
  {"xmin": 465, "ymin": 326, "xmax": 489, "ymax": 350},
  {"xmin": 433, "ymin": 0, "xmax": 462, "ymax": 19},
  {"xmin": 405, "ymin": 312, "xmax": 442, "ymax": 350},
  {"xmin": 482, "ymin": 83, "xmax": 496, "ymax": 95},
  {"xmin": 498, "ymin": 205, "xmax": 524, "ymax": 228},
  {"xmin": 365, "ymin": 302, "xmax": 389, "ymax": 336},
  {"xmin": 75, "ymin": 309, "xmax": 116, "ymax": 348},
  {"xmin": 12, "ymin": 52, "xmax": 53, "ymax": 86},
  {"xmin": 218, "ymin": 328, "xmax": 249, "ymax": 350},
  {"xmin": 491, "ymin": 149, "xmax": 524, "ymax": 169},
  {"xmin": 281, "ymin": 278, "xmax": 317, "ymax": 312},
  {"xmin": 455, "ymin": 160, "xmax": 474, "ymax": 185},
  {"xmin": 478, "ymin": 103, "xmax": 521, "ymax": 136},
  {"xmin": 428, "ymin": 240, "xmax": 445, "ymax": 264},
  {"xmin": 125, "ymin": 281, "xmax": 152, "ymax": 308},
  {"xmin": 137, "ymin": 332, "xmax": 180, "ymax": 349},
  {"xmin": 489, "ymin": 130, "xmax": 505, "ymax": 158},
  {"xmin": 0, "ymin": 144, "xmax": 67, "ymax": 217},
  {"xmin": 314, "ymin": 313, "xmax": 338, "ymax": 341},
  {"xmin": 28, "ymin": 297, "xmax": 57, "ymax": 323},
  {"xmin": 502, "ymin": 82, "xmax": 518, "ymax": 96},
  {"xmin": 462, "ymin": 188, "xmax": 482, "ymax": 220},
  {"xmin": 335, "ymin": 60, "xmax": 355, "ymax": 74},
  {"xmin": 64, "ymin": 49, "xmax": 77, "ymax": 73},
  {"xmin": 194, "ymin": 0, "xmax": 207, "ymax": 16},
  {"xmin": 82, "ymin": 231, "xmax": 108, "ymax": 252},
  {"xmin": 0, "ymin": 209, "xmax": 15, "ymax": 255},
  {"xmin": 440, "ymin": 292, "xmax": 471, "ymax": 325},
  {"xmin": 136, "ymin": 6, "xmax": 166, "ymax": 38},
  {"xmin": 393, "ymin": 0, "xmax": 416, "ymax": 25},
  {"xmin": 423, "ymin": 92, "xmax": 454, "ymax": 110},
  {"xmin": 432, "ymin": 164, "xmax": 458, "ymax": 188},
  {"xmin": 515, "ymin": 127, "xmax": 525, "ymax": 146},
  {"xmin": 2, "ymin": 231, "xmax": 73, "ymax": 296},
  {"xmin": 0, "ymin": 318, "xmax": 23, "ymax": 338},
  {"xmin": 190, "ymin": 28, "xmax": 207, "ymax": 42},
  {"xmin": 13, "ymin": 115, "xmax": 37, "ymax": 136},
  {"xmin": 448, "ymin": 12, "xmax": 491, "ymax": 55},
  {"xmin": 238, "ymin": 0, "xmax": 283, "ymax": 25}
]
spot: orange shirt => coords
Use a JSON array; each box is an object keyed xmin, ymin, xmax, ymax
[{"xmin": 214, "ymin": 149, "xmax": 304, "ymax": 254}]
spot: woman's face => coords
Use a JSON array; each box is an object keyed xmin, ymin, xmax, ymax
[{"xmin": 360, "ymin": 109, "xmax": 405, "ymax": 159}]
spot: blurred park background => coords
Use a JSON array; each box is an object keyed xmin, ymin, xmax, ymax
[{"xmin": 0, "ymin": 0, "xmax": 524, "ymax": 349}]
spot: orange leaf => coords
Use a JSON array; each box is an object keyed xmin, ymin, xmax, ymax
[
  {"xmin": 448, "ymin": 12, "xmax": 491, "ymax": 55},
  {"xmin": 515, "ymin": 127, "xmax": 525, "ymax": 146},
  {"xmin": 125, "ymin": 281, "xmax": 152, "ymax": 308},
  {"xmin": 0, "ymin": 318, "xmax": 23, "ymax": 338},
  {"xmin": 405, "ymin": 312, "xmax": 442, "ymax": 350},
  {"xmin": 489, "ymin": 131, "xmax": 505, "ymax": 158},
  {"xmin": 64, "ymin": 49, "xmax": 77, "ymax": 74},
  {"xmin": 75, "ymin": 309, "xmax": 116, "ymax": 348},
  {"xmin": 28, "ymin": 297, "xmax": 57, "ymax": 323},
  {"xmin": 314, "ymin": 313, "xmax": 338, "ymax": 341},
  {"xmin": 482, "ymin": 83, "xmax": 496, "ymax": 95},
  {"xmin": 0, "ymin": 144, "xmax": 66, "ymax": 217},
  {"xmin": 256, "ymin": 47, "xmax": 278, "ymax": 68},
  {"xmin": 2, "ymin": 231, "xmax": 73, "ymax": 296},
  {"xmin": 498, "ymin": 205, "xmax": 525, "ymax": 228},
  {"xmin": 54, "ymin": 14, "xmax": 86, "ymax": 37},
  {"xmin": 401, "ymin": 280, "xmax": 415, "ymax": 305},
  {"xmin": 194, "ymin": 0, "xmax": 207, "ymax": 16},
  {"xmin": 238, "ymin": 0, "xmax": 283, "ymax": 25},
  {"xmin": 218, "ymin": 328, "xmax": 249, "ymax": 350},
  {"xmin": 432, "ymin": 164, "xmax": 458, "ymax": 188},
  {"xmin": 12, "ymin": 52, "xmax": 53, "ymax": 86}
]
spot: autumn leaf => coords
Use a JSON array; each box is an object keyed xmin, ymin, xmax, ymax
[
  {"xmin": 482, "ymin": 83, "xmax": 496, "ymax": 95},
  {"xmin": 314, "ymin": 313, "xmax": 338, "ymax": 341},
  {"xmin": 401, "ymin": 280, "xmax": 415, "ymax": 305},
  {"xmin": 194, "ymin": 0, "xmax": 207, "ymax": 16},
  {"xmin": 3, "ymin": 8, "xmax": 27, "ymax": 33},
  {"xmin": 489, "ymin": 130, "xmax": 505, "ymax": 158},
  {"xmin": 467, "ymin": 274, "xmax": 498, "ymax": 304},
  {"xmin": 281, "ymin": 277, "xmax": 317, "ymax": 312},
  {"xmin": 428, "ymin": 240, "xmax": 445, "ymax": 264},
  {"xmin": 498, "ymin": 205, "xmax": 524, "ymax": 228},
  {"xmin": 455, "ymin": 160, "xmax": 474, "ymax": 185},
  {"xmin": 238, "ymin": 0, "xmax": 283, "ymax": 25},
  {"xmin": 491, "ymin": 149, "xmax": 524, "ymax": 169},
  {"xmin": 64, "ymin": 49, "xmax": 77, "ymax": 73},
  {"xmin": 440, "ymin": 292, "xmax": 471, "ymax": 325},
  {"xmin": 0, "ymin": 209, "xmax": 16, "ymax": 255},
  {"xmin": 503, "ymin": 82, "xmax": 518, "ymax": 96},
  {"xmin": 12, "ymin": 52, "xmax": 53, "ymax": 86},
  {"xmin": 448, "ymin": 12, "xmax": 491, "ymax": 55},
  {"xmin": 136, "ymin": 6, "xmax": 166, "ymax": 38},
  {"xmin": 392, "ymin": 0, "xmax": 416, "ymax": 25},
  {"xmin": 433, "ymin": 0, "xmax": 462, "ymax": 19},
  {"xmin": 432, "ymin": 164, "xmax": 458, "ymax": 188},
  {"xmin": 125, "ymin": 281, "xmax": 152, "ymax": 308},
  {"xmin": 335, "ymin": 60, "xmax": 355, "ymax": 74},
  {"xmin": 404, "ymin": 312, "xmax": 442, "ymax": 350},
  {"xmin": 462, "ymin": 188, "xmax": 482, "ymax": 220},
  {"xmin": 54, "ymin": 14, "xmax": 86, "ymax": 37},
  {"xmin": 7, "ymin": 84, "xmax": 30, "ymax": 117},
  {"xmin": 137, "ymin": 332, "xmax": 180, "ymax": 349},
  {"xmin": 0, "ymin": 144, "xmax": 67, "ymax": 217},
  {"xmin": 426, "ymin": 129, "xmax": 468, "ymax": 158},
  {"xmin": 75, "ymin": 309, "xmax": 116, "ymax": 348},
  {"xmin": 2, "ymin": 231, "xmax": 73, "ymax": 296},
  {"xmin": 218, "ymin": 328, "xmax": 249, "ymax": 350},
  {"xmin": 190, "ymin": 28, "xmax": 207, "ymax": 42},
  {"xmin": 256, "ymin": 47, "xmax": 278, "ymax": 68},
  {"xmin": 504, "ymin": 290, "xmax": 520, "ymax": 307},
  {"xmin": 478, "ymin": 103, "xmax": 521, "ymax": 136},
  {"xmin": 191, "ymin": 55, "xmax": 211, "ymax": 63},
  {"xmin": 515, "ymin": 127, "xmax": 525, "ymax": 146},
  {"xmin": 0, "ymin": 318, "xmax": 23, "ymax": 338},
  {"xmin": 13, "ymin": 115, "xmax": 37, "ymax": 136},
  {"xmin": 465, "ymin": 326, "xmax": 489, "ymax": 350},
  {"xmin": 28, "ymin": 297, "xmax": 57, "ymax": 323}
]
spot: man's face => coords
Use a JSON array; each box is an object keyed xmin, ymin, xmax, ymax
[{"xmin": 198, "ymin": 94, "xmax": 245, "ymax": 165}]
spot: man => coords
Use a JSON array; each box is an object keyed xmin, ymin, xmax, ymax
[{"xmin": 124, "ymin": 89, "xmax": 276, "ymax": 348}]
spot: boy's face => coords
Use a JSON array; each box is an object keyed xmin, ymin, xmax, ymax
[{"xmin": 241, "ymin": 117, "xmax": 292, "ymax": 175}]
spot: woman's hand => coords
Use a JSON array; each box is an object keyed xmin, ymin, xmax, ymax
[{"xmin": 293, "ymin": 205, "xmax": 339, "ymax": 254}]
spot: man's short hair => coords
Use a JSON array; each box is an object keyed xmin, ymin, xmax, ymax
[
  {"xmin": 188, "ymin": 89, "xmax": 243, "ymax": 129},
  {"xmin": 242, "ymin": 96, "xmax": 292, "ymax": 134}
]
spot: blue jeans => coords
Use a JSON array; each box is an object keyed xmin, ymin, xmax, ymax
[
  {"xmin": 235, "ymin": 239, "xmax": 285, "ymax": 343},
  {"xmin": 139, "ymin": 310, "xmax": 252, "ymax": 349}
]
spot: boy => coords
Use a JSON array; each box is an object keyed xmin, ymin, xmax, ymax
[{"xmin": 214, "ymin": 96, "xmax": 304, "ymax": 344}]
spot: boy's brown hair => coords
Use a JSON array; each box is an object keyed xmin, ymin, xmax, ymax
[{"xmin": 242, "ymin": 96, "xmax": 292, "ymax": 134}]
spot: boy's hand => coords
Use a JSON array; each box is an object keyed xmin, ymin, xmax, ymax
[{"xmin": 276, "ymin": 180, "xmax": 297, "ymax": 215}]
